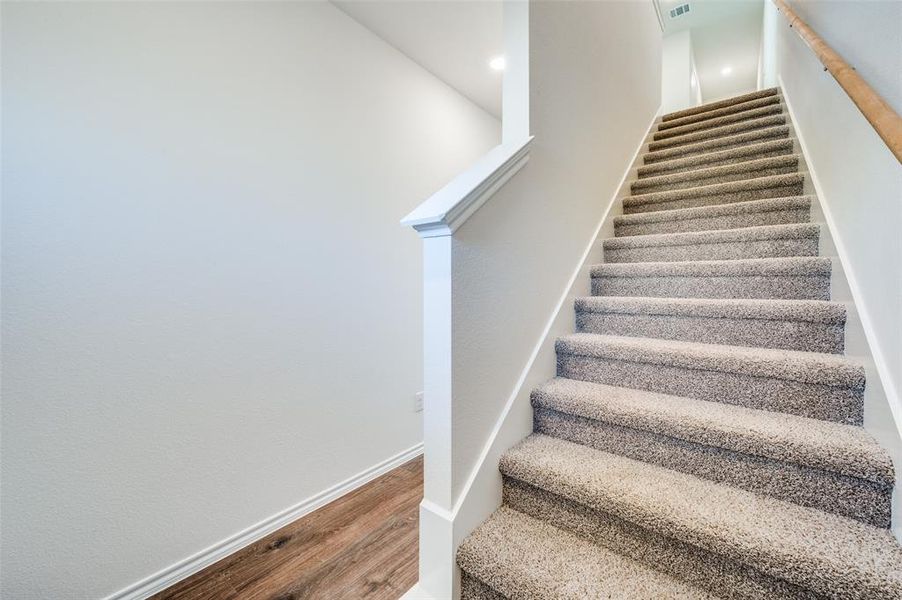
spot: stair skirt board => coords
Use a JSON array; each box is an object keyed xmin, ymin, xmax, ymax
[{"xmin": 457, "ymin": 87, "xmax": 901, "ymax": 599}]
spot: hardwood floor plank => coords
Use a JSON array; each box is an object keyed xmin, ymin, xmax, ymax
[{"xmin": 153, "ymin": 456, "xmax": 422, "ymax": 600}]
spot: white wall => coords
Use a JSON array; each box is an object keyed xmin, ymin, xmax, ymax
[
  {"xmin": 0, "ymin": 2, "xmax": 499, "ymax": 598},
  {"xmin": 413, "ymin": 1, "xmax": 662, "ymax": 596},
  {"xmin": 662, "ymin": 30, "xmax": 697, "ymax": 113},
  {"xmin": 779, "ymin": 0, "xmax": 901, "ymax": 114},
  {"xmin": 759, "ymin": 0, "xmax": 902, "ymax": 534}
]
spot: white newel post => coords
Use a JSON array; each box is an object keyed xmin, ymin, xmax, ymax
[{"xmin": 401, "ymin": 3, "xmax": 531, "ymax": 597}]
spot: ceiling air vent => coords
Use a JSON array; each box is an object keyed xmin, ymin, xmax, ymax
[{"xmin": 669, "ymin": 3, "xmax": 690, "ymax": 19}]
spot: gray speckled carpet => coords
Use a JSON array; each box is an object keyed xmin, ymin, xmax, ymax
[{"xmin": 457, "ymin": 87, "xmax": 902, "ymax": 599}]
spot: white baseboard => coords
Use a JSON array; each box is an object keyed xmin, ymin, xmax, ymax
[{"xmin": 105, "ymin": 442, "xmax": 424, "ymax": 600}]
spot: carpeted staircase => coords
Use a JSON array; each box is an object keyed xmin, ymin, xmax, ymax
[{"xmin": 456, "ymin": 87, "xmax": 902, "ymax": 599}]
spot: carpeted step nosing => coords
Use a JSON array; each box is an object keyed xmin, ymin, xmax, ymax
[
  {"xmin": 555, "ymin": 333, "xmax": 863, "ymax": 389},
  {"xmin": 653, "ymin": 103, "xmax": 784, "ymax": 141},
  {"xmin": 575, "ymin": 295, "xmax": 844, "ymax": 323},
  {"xmin": 592, "ymin": 255, "xmax": 831, "ymax": 278},
  {"xmin": 531, "ymin": 377, "xmax": 891, "ymax": 487},
  {"xmin": 499, "ymin": 435, "xmax": 902, "ymax": 600},
  {"xmin": 591, "ymin": 256, "xmax": 832, "ymax": 301},
  {"xmin": 575, "ymin": 295, "xmax": 845, "ymax": 353},
  {"xmin": 456, "ymin": 507, "xmax": 716, "ymax": 600},
  {"xmin": 556, "ymin": 331, "xmax": 861, "ymax": 422},
  {"xmin": 615, "ymin": 196, "xmax": 812, "ymax": 226},
  {"xmin": 623, "ymin": 173, "xmax": 805, "ymax": 214},
  {"xmin": 603, "ymin": 223, "xmax": 819, "ymax": 251},
  {"xmin": 643, "ymin": 125, "xmax": 792, "ymax": 164},
  {"xmin": 602, "ymin": 222, "xmax": 819, "ymax": 263},
  {"xmin": 649, "ymin": 115, "xmax": 787, "ymax": 152},
  {"xmin": 631, "ymin": 155, "xmax": 800, "ymax": 194},
  {"xmin": 662, "ymin": 87, "xmax": 780, "ymax": 122},
  {"xmin": 637, "ymin": 139, "xmax": 796, "ymax": 179},
  {"xmin": 614, "ymin": 196, "xmax": 813, "ymax": 237},
  {"xmin": 657, "ymin": 94, "xmax": 782, "ymax": 131}
]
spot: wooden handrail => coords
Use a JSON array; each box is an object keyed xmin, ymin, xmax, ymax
[{"xmin": 773, "ymin": 0, "xmax": 902, "ymax": 163}]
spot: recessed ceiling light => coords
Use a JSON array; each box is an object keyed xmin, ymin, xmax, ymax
[
  {"xmin": 721, "ymin": 66, "xmax": 733, "ymax": 76},
  {"xmin": 489, "ymin": 56, "xmax": 506, "ymax": 71}
]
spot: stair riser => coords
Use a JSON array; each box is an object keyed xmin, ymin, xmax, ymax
[
  {"xmin": 556, "ymin": 352, "xmax": 863, "ymax": 423},
  {"xmin": 503, "ymin": 478, "xmax": 808, "ymax": 600},
  {"xmin": 575, "ymin": 311, "xmax": 844, "ymax": 353},
  {"xmin": 624, "ymin": 183, "xmax": 805, "ymax": 215},
  {"xmin": 533, "ymin": 408, "xmax": 889, "ymax": 527},
  {"xmin": 632, "ymin": 164, "xmax": 798, "ymax": 194},
  {"xmin": 653, "ymin": 105, "xmax": 784, "ymax": 141},
  {"xmin": 615, "ymin": 207, "xmax": 811, "ymax": 237},
  {"xmin": 603, "ymin": 237, "xmax": 818, "ymax": 263},
  {"xmin": 637, "ymin": 145, "xmax": 795, "ymax": 179},
  {"xmin": 649, "ymin": 117, "xmax": 787, "ymax": 152},
  {"xmin": 591, "ymin": 273, "xmax": 830, "ymax": 301},
  {"xmin": 644, "ymin": 127, "xmax": 791, "ymax": 164},
  {"xmin": 658, "ymin": 96, "xmax": 782, "ymax": 131}
]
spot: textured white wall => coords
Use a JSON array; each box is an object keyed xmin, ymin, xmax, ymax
[
  {"xmin": 760, "ymin": 0, "xmax": 902, "ymax": 533},
  {"xmin": 662, "ymin": 30, "xmax": 696, "ymax": 113},
  {"xmin": 0, "ymin": 2, "xmax": 499, "ymax": 598},
  {"xmin": 784, "ymin": 0, "xmax": 902, "ymax": 114}
]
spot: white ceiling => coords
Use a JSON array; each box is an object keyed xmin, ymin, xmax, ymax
[
  {"xmin": 334, "ymin": 1, "xmax": 503, "ymax": 118},
  {"xmin": 661, "ymin": 0, "xmax": 764, "ymax": 102}
]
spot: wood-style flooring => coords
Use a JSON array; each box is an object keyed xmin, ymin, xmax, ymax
[{"xmin": 152, "ymin": 456, "xmax": 423, "ymax": 600}]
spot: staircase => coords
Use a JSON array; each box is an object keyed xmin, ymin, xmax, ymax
[{"xmin": 456, "ymin": 88, "xmax": 902, "ymax": 599}]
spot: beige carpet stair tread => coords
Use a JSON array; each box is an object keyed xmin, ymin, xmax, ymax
[
  {"xmin": 574, "ymin": 296, "xmax": 844, "ymax": 323},
  {"xmin": 614, "ymin": 196, "xmax": 813, "ymax": 237},
  {"xmin": 615, "ymin": 196, "xmax": 812, "ymax": 228},
  {"xmin": 637, "ymin": 139, "xmax": 795, "ymax": 179},
  {"xmin": 649, "ymin": 115, "xmax": 787, "ymax": 152},
  {"xmin": 531, "ymin": 377, "xmax": 891, "ymax": 485},
  {"xmin": 631, "ymin": 155, "xmax": 799, "ymax": 194},
  {"xmin": 603, "ymin": 223, "xmax": 818, "ymax": 251},
  {"xmin": 591, "ymin": 256, "xmax": 831, "ymax": 278},
  {"xmin": 623, "ymin": 173, "xmax": 805, "ymax": 214},
  {"xmin": 574, "ymin": 295, "xmax": 845, "ymax": 353},
  {"xmin": 499, "ymin": 435, "xmax": 902, "ymax": 600},
  {"xmin": 643, "ymin": 125, "xmax": 791, "ymax": 164},
  {"xmin": 653, "ymin": 103, "xmax": 784, "ymax": 141},
  {"xmin": 555, "ymin": 333, "xmax": 863, "ymax": 388},
  {"xmin": 658, "ymin": 94, "xmax": 782, "ymax": 131},
  {"xmin": 457, "ymin": 506, "xmax": 716, "ymax": 600},
  {"xmin": 662, "ymin": 87, "xmax": 779, "ymax": 122},
  {"xmin": 602, "ymin": 222, "xmax": 819, "ymax": 263}
]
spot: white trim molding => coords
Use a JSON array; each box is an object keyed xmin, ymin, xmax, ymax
[
  {"xmin": 409, "ymin": 106, "xmax": 661, "ymax": 599},
  {"xmin": 104, "ymin": 443, "xmax": 424, "ymax": 600},
  {"xmin": 401, "ymin": 137, "xmax": 534, "ymax": 238}
]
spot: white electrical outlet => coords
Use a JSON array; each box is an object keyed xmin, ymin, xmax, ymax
[{"xmin": 414, "ymin": 391, "xmax": 424, "ymax": 412}]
